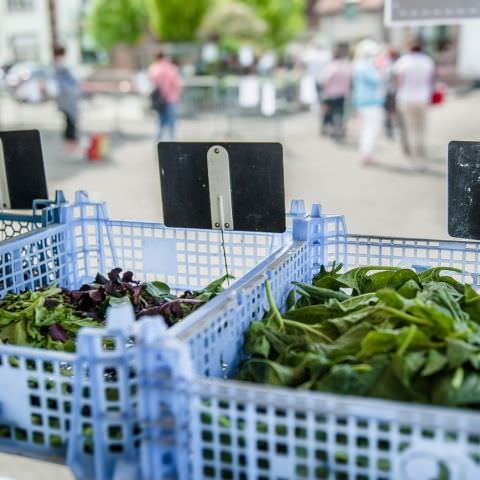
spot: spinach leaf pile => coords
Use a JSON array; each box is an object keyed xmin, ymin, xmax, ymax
[{"xmin": 238, "ymin": 264, "xmax": 480, "ymax": 407}]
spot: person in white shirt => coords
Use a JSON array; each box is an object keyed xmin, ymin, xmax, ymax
[{"xmin": 394, "ymin": 40, "xmax": 435, "ymax": 169}]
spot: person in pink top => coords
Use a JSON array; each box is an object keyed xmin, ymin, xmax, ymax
[
  {"xmin": 148, "ymin": 50, "xmax": 182, "ymax": 141},
  {"xmin": 320, "ymin": 44, "xmax": 352, "ymax": 140}
]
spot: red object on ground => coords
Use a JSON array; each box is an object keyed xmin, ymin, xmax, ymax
[
  {"xmin": 87, "ymin": 134, "xmax": 102, "ymax": 161},
  {"xmin": 431, "ymin": 86, "xmax": 446, "ymax": 106}
]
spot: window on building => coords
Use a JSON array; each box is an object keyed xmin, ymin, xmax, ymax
[
  {"xmin": 10, "ymin": 34, "xmax": 39, "ymax": 61},
  {"xmin": 7, "ymin": 0, "xmax": 34, "ymax": 12}
]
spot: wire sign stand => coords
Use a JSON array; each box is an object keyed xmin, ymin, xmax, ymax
[{"xmin": 158, "ymin": 142, "xmax": 286, "ymax": 279}]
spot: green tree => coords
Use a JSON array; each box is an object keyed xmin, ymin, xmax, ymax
[
  {"xmin": 199, "ymin": 1, "xmax": 267, "ymax": 42},
  {"xmin": 147, "ymin": 0, "xmax": 213, "ymax": 42},
  {"xmin": 242, "ymin": 0, "xmax": 305, "ymax": 48},
  {"xmin": 88, "ymin": 0, "xmax": 147, "ymax": 50}
]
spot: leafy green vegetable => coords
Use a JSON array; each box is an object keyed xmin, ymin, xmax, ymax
[
  {"xmin": 0, "ymin": 269, "xmax": 232, "ymax": 351},
  {"xmin": 238, "ymin": 263, "xmax": 480, "ymax": 409},
  {"xmin": 0, "ymin": 287, "xmax": 98, "ymax": 350},
  {"xmin": 422, "ymin": 349, "xmax": 448, "ymax": 376}
]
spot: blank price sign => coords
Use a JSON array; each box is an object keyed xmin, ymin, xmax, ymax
[{"xmin": 385, "ymin": 0, "xmax": 480, "ymax": 25}]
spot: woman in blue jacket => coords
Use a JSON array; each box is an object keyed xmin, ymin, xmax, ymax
[{"xmin": 352, "ymin": 40, "xmax": 385, "ymax": 166}]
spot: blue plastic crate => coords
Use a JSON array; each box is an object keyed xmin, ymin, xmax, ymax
[
  {"xmin": 0, "ymin": 191, "xmax": 285, "ymax": 479},
  {"xmin": 138, "ymin": 205, "xmax": 480, "ymax": 480}
]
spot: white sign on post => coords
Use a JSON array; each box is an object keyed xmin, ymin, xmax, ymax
[
  {"xmin": 238, "ymin": 76, "xmax": 260, "ymax": 108},
  {"xmin": 261, "ymin": 81, "xmax": 276, "ymax": 117},
  {"xmin": 385, "ymin": 0, "xmax": 480, "ymax": 25}
]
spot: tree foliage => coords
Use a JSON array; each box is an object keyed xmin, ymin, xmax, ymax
[
  {"xmin": 199, "ymin": 1, "xmax": 267, "ymax": 42},
  {"xmin": 147, "ymin": 0, "xmax": 214, "ymax": 42},
  {"xmin": 242, "ymin": 0, "xmax": 305, "ymax": 48},
  {"xmin": 88, "ymin": 0, "xmax": 147, "ymax": 50},
  {"xmin": 87, "ymin": 0, "xmax": 305, "ymax": 51}
]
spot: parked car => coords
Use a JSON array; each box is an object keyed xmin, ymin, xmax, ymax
[{"xmin": 4, "ymin": 62, "xmax": 56, "ymax": 102}]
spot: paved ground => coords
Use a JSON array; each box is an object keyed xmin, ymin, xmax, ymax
[
  {"xmin": 0, "ymin": 453, "xmax": 73, "ymax": 480},
  {"xmin": 2, "ymin": 91, "xmax": 480, "ymax": 240},
  {"xmin": 0, "ymin": 90, "xmax": 479, "ymax": 477}
]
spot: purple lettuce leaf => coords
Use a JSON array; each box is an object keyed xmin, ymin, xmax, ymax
[{"xmin": 49, "ymin": 323, "xmax": 69, "ymax": 342}]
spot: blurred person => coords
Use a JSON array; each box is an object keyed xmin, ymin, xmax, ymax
[
  {"xmin": 383, "ymin": 46, "xmax": 410, "ymax": 154},
  {"xmin": 320, "ymin": 44, "xmax": 351, "ymax": 139},
  {"xmin": 301, "ymin": 45, "xmax": 331, "ymax": 99},
  {"xmin": 394, "ymin": 39, "xmax": 435, "ymax": 169},
  {"xmin": 53, "ymin": 45, "xmax": 82, "ymax": 156},
  {"xmin": 384, "ymin": 46, "xmax": 400, "ymax": 139},
  {"xmin": 352, "ymin": 40, "xmax": 385, "ymax": 166},
  {"xmin": 149, "ymin": 50, "xmax": 182, "ymax": 141}
]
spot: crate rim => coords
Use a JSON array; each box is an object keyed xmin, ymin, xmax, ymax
[
  {"xmin": 350, "ymin": 233, "xmax": 479, "ymax": 244},
  {"xmin": 0, "ymin": 342, "xmax": 76, "ymax": 362}
]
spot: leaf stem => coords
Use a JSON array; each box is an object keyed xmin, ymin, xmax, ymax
[
  {"xmin": 283, "ymin": 319, "xmax": 333, "ymax": 343},
  {"xmin": 380, "ymin": 306, "xmax": 431, "ymax": 326},
  {"xmin": 265, "ymin": 280, "xmax": 284, "ymax": 331},
  {"xmin": 452, "ymin": 367, "xmax": 464, "ymax": 389},
  {"xmin": 397, "ymin": 325, "xmax": 417, "ymax": 357}
]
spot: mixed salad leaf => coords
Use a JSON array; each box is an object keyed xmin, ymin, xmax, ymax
[
  {"xmin": 0, "ymin": 268, "xmax": 232, "ymax": 351},
  {"xmin": 238, "ymin": 264, "xmax": 480, "ymax": 408}
]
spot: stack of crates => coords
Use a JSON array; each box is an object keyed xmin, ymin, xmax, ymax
[
  {"xmin": 137, "ymin": 205, "xmax": 480, "ymax": 480},
  {"xmin": 0, "ymin": 191, "xmax": 286, "ymax": 479}
]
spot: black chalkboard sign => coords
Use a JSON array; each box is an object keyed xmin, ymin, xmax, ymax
[
  {"xmin": 448, "ymin": 141, "xmax": 480, "ymax": 240},
  {"xmin": 158, "ymin": 142, "xmax": 285, "ymax": 233},
  {"xmin": 0, "ymin": 130, "xmax": 48, "ymax": 210}
]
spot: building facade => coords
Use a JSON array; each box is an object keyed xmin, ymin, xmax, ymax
[
  {"xmin": 314, "ymin": 0, "xmax": 386, "ymax": 44},
  {"xmin": 0, "ymin": 0, "xmax": 85, "ymax": 66},
  {"xmin": 0, "ymin": 0, "xmax": 51, "ymax": 64}
]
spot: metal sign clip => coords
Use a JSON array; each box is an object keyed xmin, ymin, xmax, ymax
[
  {"xmin": 0, "ymin": 139, "xmax": 10, "ymax": 210},
  {"xmin": 207, "ymin": 145, "xmax": 234, "ymax": 231}
]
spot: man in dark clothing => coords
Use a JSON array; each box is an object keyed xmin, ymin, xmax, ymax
[{"xmin": 53, "ymin": 45, "xmax": 82, "ymax": 156}]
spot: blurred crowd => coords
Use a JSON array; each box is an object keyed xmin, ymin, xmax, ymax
[
  {"xmin": 1, "ymin": 38, "xmax": 442, "ymax": 169},
  {"xmin": 306, "ymin": 38, "xmax": 440, "ymax": 171}
]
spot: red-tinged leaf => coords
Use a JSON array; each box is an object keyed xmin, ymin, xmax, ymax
[
  {"xmin": 44, "ymin": 298, "xmax": 60, "ymax": 308},
  {"xmin": 130, "ymin": 285, "xmax": 144, "ymax": 305},
  {"xmin": 108, "ymin": 268, "xmax": 123, "ymax": 283},
  {"xmin": 88, "ymin": 287, "xmax": 105, "ymax": 303},
  {"xmin": 71, "ymin": 290, "xmax": 84, "ymax": 301},
  {"xmin": 105, "ymin": 280, "xmax": 126, "ymax": 297},
  {"xmin": 49, "ymin": 323, "xmax": 68, "ymax": 342},
  {"xmin": 122, "ymin": 271, "xmax": 134, "ymax": 283},
  {"xmin": 95, "ymin": 273, "xmax": 108, "ymax": 285}
]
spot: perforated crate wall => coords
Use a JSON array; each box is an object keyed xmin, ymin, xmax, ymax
[
  {"xmin": 0, "ymin": 348, "xmax": 75, "ymax": 460},
  {"xmin": 185, "ymin": 380, "xmax": 480, "ymax": 480},
  {"xmin": 67, "ymin": 319, "xmax": 142, "ymax": 480},
  {"xmin": 139, "ymin": 213, "xmax": 480, "ymax": 480},
  {"xmin": 103, "ymin": 221, "xmax": 281, "ymax": 292},
  {"xmin": 63, "ymin": 195, "xmax": 285, "ymax": 292}
]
